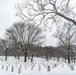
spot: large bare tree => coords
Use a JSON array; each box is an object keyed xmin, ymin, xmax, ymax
[
  {"xmin": 54, "ymin": 22, "xmax": 76, "ymax": 63},
  {"xmin": 5, "ymin": 22, "xmax": 45, "ymax": 62},
  {"xmin": 15, "ymin": 0, "xmax": 76, "ymax": 26}
]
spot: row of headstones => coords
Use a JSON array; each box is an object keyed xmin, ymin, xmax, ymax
[
  {"xmin": 0, "ymin": 62, "xmax": 53, "ymax": 73},
  {"xmin": 53, "ymin": 57, "xmax": 76, "ymax": 63},
  {"xmin": 40, "ymin": 61, "xmax": 75, "ymax": 71},
  {"xmin": 1, "ymin": 61, "xmax": 36, "ymax": 68},
  {"xmin": 39, "ymin": 62, "xmax": 60, "ymax": 72},
  {"xmin": 1, "ymin": 64, "xmax": 22, "ymax": 73},
  {"xmin": 40, "ymin": 62, "xmax": 58, "ymax": 69},
  {"xmin": 2, "ymin": 61, "xmax": 72, "ymax": 72}
]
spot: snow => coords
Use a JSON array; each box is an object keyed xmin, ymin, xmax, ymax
[{"xmin": 0, "ymin": 56, "xmax": 76, "ymax": 75}]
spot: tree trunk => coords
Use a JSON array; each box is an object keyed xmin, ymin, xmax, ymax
[
  {"xmin": 57, "ymin": 56, "xmax": 59, "ymax": 62},
  {"xmin": 5, "ymin": 48, "xmax": 8, "ymax": 61},
  {"xmin": 65, "ymin": 57, "xmax": 66, "ymax": 62},
  {"xmin": 24, "ymin": 52, "xmax": 27, "ymax": 62},
  {"xmin": 18, "ymin": 54, "xmax": 20, "ymax": 59},
  {"xmin": 68, "ymin": 48, "xmax": 70, "ymax": 63},
  {"xmin": 15, "ymin": 55, "xmax": 17, "ymax": 58},
  {"xmin": 5, "ymin": 55, "xmax": 7, "ymax": 61}
]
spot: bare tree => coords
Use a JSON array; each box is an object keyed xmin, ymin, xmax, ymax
[
  {"xmin": 15, "ymin": 0, "xmax": 76, "ymax": 26},
  {"xmin": 5, "ymin": 22, "xmax": 45, "ymax": 62},
  {"xmin": 0, "ymin": 38, "xmax": 10, "ymax": 61},
  {"xmin": 53, "ymin": 22, "xmax": 76, "ymax": 63}
]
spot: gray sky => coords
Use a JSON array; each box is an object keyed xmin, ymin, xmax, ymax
[{"xmin": 0, "ymin": 0, "xmax": 58, "ymax": 47}]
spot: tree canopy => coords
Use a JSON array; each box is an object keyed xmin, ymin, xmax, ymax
[{"xmin": 16, "ymin": 0, "xmax": 76, "ymax": 26}]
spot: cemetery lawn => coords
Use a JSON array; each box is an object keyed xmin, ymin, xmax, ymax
[{"xmin": 0, "ymin": 56, "xmax": 76, "ymax": 75}]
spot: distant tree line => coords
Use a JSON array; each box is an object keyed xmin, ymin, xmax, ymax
[{"xmin": 0, "ymin": 36, "xmax": 76, "ymax": 62}]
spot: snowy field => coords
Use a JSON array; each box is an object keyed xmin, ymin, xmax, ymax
[{"xmin": 0, "ymin": 56, "xmax": 76, "ymax": 75}]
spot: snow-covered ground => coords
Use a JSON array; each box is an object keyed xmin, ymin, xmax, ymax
[{"xmin": 0, "ymin": 56, "xmax": 76, "ymax": 75}]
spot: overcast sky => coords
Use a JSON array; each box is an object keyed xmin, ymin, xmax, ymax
[{"xmin": 0, "ymin": 0, "xmax": 58, "ymax": 47}]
